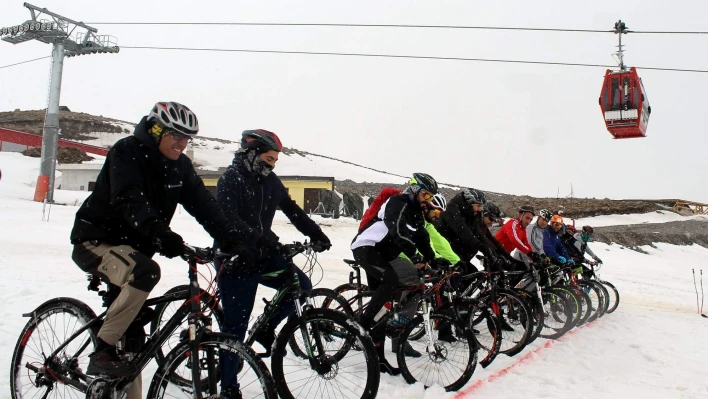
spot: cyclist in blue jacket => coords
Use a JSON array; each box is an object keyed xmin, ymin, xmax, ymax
[
  {"xmin": 215, "ymin": 129, "xmax": 331, "ymax": 397},
  {"xmin": 543, "ymin": 214, "xmax": 574, "ymax": 266}
]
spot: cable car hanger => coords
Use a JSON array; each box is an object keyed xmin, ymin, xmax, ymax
[{"xmin": 598, "ymin": 20, "xmax": 652, "ymax": 140}]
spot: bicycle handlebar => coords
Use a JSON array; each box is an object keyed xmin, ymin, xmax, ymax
[
  {"xmin": 280, "ymin": 240, "xmax": 329, "ymax": 259},
  {"xmin": 181, "ymin": 244, "xmax": 240, "ymax": 266}
]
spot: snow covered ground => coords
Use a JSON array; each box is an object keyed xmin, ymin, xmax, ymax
[{"xmin": 2, "ymin": 152, "xmax": 708, "ymax": 398}]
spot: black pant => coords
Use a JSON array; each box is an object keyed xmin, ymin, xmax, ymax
[{"xmin": 353, "ymin": 247, "xmax": 421, "ymax": 343}]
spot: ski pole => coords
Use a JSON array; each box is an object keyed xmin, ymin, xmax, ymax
[
  {"xmin": 693, "ymin": 269, "xmax": 700, "ymax": 314},
  {"xmin": 701, "ymin": 269, "xmax": 707, "ymax": 318}
]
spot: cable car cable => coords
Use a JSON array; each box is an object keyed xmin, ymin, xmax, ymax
[
  {"xmin": 0, "ymin": 56, "xmax": 51, "ymax": 70},
  {"xmin": 86, "ymin": 21, "xmax": 708, "ymax": 35},
  {"xmin": 119, "ymin": 45, "xmax": 708, "ymax": 74}
]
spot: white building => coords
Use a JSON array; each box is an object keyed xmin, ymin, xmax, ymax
[
  {"xmin": 56, "ymin": 164, "xmax": 103, "ymax": 191},
  {"xmin": 57, "ymin": 147, "xmax": 196, "ymax": 192}
]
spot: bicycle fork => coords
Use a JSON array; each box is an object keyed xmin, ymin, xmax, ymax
[{"xmin": 421, "ymin": 299, "xmax": 438, "ymax": 355}]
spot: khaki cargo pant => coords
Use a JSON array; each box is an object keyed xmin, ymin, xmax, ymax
[{"xmin": 72, "ymin": 241, "xmax": 162, "ymax": 399}]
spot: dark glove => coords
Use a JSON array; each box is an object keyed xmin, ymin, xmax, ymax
[
  {"xmin": 258, "ymin": 234, "xmax": 283, "ymax": 255},
  {"xmin": 309, "ymin": 231, "xmax": 332, "ymax": 253},
  {"xmin": 151, "ymin": 223, "xmax": 184, "ymax": 259},
  {"xmin": 432, "ymin": 258, "xmax": 453, "ymax": 269},
  {"xmin": 410, "ymin": 254, "xmax": 425, "ymax": 265},
  {"xmin": 527, "ymin": 251, "xmax": 542, "ymax": 262},
  {"xmin": 219, "ymin": 231, "xmax": 253, "ymax": 267},
  {"xmin": 593, "ymin": 256, "xmax": 602, "ymax": 263}
]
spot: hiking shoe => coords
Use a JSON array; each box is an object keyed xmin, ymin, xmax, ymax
[
  {"xmin": 379, "ymin": 360, "xmax": 401, "ymax": 376},
  {"xmin": 438, "ymin": 329, "xmax": 458, "ymax": 343},
  {"xmin": 86, "ymin": 346, "xmax": 134, "ymax": 376},
  {"xmin": 206, "ymin": 387, "xmax": 242, "ymax": 399},
  {"xmin": 391, "ymin": 338, "xmax": 421, "ymax": 358},
  {"xmin": 253, "ymin": 328, "xmax": 276, "ymax": 357},
  {"xmin": 385, "ymin": 314, "xmax": 412, "ymax": 338},
  {"xmin": 500, "ymin": 318, "xmax": 515, "ymax": 332}
]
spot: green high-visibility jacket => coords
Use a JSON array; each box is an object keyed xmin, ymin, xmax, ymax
[{"xmin": 400, "ymin": 221, "xmax": 460, "ymax": 264}]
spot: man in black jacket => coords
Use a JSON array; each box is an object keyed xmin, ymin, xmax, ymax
[
  {"xmin": 215, "ymin": 129, "xmax": 331, "ymax": 395},
  {"xmin": 70, "ymin": 102, "xmax": 244, "ymax": 396},
  {"xmin": 433, "ymin": 188, "xmax": 487, "ymax": 271},
  {"xmin": 350, "ymin": 172, "xmax": 439, "ymax": 373},
  {"xmin": 434, "ymin": 189, "xmax": 519, "ymax": 272}
]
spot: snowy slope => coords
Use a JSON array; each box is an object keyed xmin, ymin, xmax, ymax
[
  {"xmin": 570, "ymin": 211, "xmax": 707, "ymax": 227},
  {"xmin": 2, "ymin": 152, "xmax": 708, "ymax": 399},
  {"xmin": 74, "ymin": 128, "xmax": 405, "ymax": 184}
]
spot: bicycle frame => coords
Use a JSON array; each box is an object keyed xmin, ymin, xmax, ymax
[{"xmin": 25, "ymin": 247, "xmax": 221, "ymax": 395}]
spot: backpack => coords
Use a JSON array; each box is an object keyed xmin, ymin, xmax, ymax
[{"xmin": 358, "ymin": 187, "xmax": 403, "ymax": 232}]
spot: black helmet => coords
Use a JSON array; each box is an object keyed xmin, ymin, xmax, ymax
[
  {"xmin": 241, "ymin": 129, "xmax": 283, "ymax": 152},
  {"xmin": 483, "ymin": 202, "xmax": 502, "ymax": 219},
  {"xmin": 518, "ymin": 204, "xmax": 535, "ymax": 216},
  {"xmin": 409, "ymin": 173, "xmax": 439, "ymax": 194},
  {"xmin": 462, "ymin": 188, "xmax": 486, "ymax": 205}
]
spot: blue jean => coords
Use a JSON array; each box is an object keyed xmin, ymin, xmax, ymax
[{"xmin": 216, "ymin": 253, "xmax": 312, "ymax": 390}]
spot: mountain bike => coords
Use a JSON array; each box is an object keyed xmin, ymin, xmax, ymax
[{"xmin": 10, "ymin": 244, "xmax": 276, "ymax": 399}]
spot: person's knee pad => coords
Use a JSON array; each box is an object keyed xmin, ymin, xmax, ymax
[{"xmin": 128, "ymin": 252, "xmax": 161, "ymax": 292}]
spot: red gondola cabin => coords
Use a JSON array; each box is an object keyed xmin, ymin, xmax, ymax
[{"xmin": 599, "ymin": 67, "xmax": 651, "ymax": 139}]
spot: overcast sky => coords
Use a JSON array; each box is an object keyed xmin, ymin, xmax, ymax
[{"xmin": 1, "ymin": 0, "xmax": 707, "ymax": 202}]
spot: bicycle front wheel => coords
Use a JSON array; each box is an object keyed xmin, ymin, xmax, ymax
[
  {"xmin": 397, "ymin": 312, "xmax": 478, "ymax": 391},
  {"xmin": 146, "ymin": 332, "xmax": 276, "ymax": 399},
  {"xmin": 271, "ymin": 308, "xmax": 379, "ymax": 399}
]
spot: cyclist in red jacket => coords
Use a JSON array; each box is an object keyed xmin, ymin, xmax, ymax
[{"xmin": 495, "ymin": 205, "xmax": 540, "ymax": 265}]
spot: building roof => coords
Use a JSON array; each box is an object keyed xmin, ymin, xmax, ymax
[
  {"xmin": 196, "ymin": 168, "xmax": 334, "ymax": 183},
  {"xmin": 57, "ymin": 163, "xmax": 104, "ymax": 170},
  {"xmin": 278, "ymin": 175, "xmax": 335, "ymax": 183}
]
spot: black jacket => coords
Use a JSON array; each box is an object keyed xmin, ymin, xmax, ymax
[
  {"xmin": 433, "ymin": 192, "xmax": 483, "ymax": 262},
  {"xmin": 215, "ymin": 152, "xmax": 325, "ymax": 260},
  {"xmin": 70, "ymin": 116, "xmax": 231, "ymax": 255},
  {"xmin": 351, "ymin": 193, "xmax": 435, "ymax": 263},
  {"xmin": 433, "ymin": 192, "xmax": 514, "ymax": 265}
]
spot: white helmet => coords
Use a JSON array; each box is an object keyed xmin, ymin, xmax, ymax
[
  {"xmin": 148, "ymin": 102, "xmax": 199, "ymax": 136},
  {"xmin": 428, "ymin": 193, "xmax": 448, "ymax": 211}
]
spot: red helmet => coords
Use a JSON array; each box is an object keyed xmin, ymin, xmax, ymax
[{"xmin": 241, "ymin": 129, "xmax": 283, "ymax": 152}]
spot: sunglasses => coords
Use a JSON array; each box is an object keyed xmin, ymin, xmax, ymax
[
  {"xmin": 420, "ymin": 191, "xmax": 434, "ymax": 202},
  {"xmin": 429, "ymin": 208, "xmax": 442, "ymax": 215},
  {"xmin": 551, "ymin": 222, "xmax": 562, "ymax": 227},
  {"xmin": 168, "ymin": 131, "xmax": 193, "ymax": 142}
]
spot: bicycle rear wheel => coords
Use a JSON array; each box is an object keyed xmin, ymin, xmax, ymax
[
  {"xmin": 540, "ymin": 288, "xmax": 574, "ymax": 339},
  {"xmin": 465, "ymin": 306, "xmax": 501, "ymax": 368},
  {"xmin": 10, "ymin": 298, "xmax": 98, "ymax": 399},
  {"xmin": 480, "ymin": 289, "xmax": 532, "ymax": 357}
]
